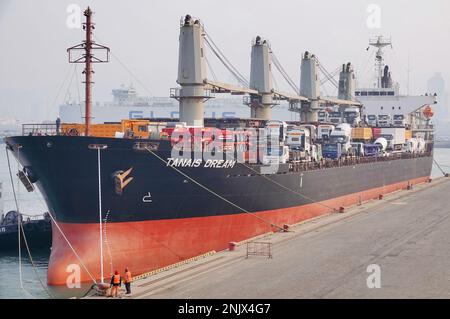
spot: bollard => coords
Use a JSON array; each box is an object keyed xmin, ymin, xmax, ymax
[
  {"xmin": 428, "ymin": 178, "xmax": 432, "ymax": 183},
  {"xmin": 228, "ymin": 242, "xmax": 237, "ymax": 251},
  {"xmin": 339, "ymin": 206, "xmax": 345, "ymax": 213},
  {"xmin": 378, "ymin": 194, "xmax": 383, "ymax": 200}
]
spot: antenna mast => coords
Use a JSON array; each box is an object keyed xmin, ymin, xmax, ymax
[
  {"xmin": 67, "ymin": 7, "xmax": 110, "ymax": 136},
  {"xmin": 368, "ymin": 35, "xmax": 392, "ymax": 89}
]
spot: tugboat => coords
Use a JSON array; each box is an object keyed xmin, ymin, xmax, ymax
[
  {"xmin": 0, "ymin": 211, "xmax": 52, "ymax": 251},
  {"xmin": 0, "ymin": 182, "xmax": 52, "ymax": 251}
]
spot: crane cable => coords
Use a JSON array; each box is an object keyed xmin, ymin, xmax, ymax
[
  {"xmin": 203, "ymin": 31, "xmax": 249, "ymax": 87},
  {"xmin": 320, "ymin": 66, "xmax": 340, "ymax": 85},
  {"xmin": 146, "ymin": 142, "xmax": 338, "ymax": 228},
  {"xmin": 226, "ymin": 151, "xmax": 338, "ymax": 212},
  {"xmin": 94, "ymin": 34, "xmax": 154, "ymax": 97},
  {"xmin": 317, "ymin": 61, "xmax": 339, "ymax": 89},
  {"xmin": 203, "ymin": 30, "xmax": 249, "ymax": 85},
  {"xmin": 204, "ymin": 38, "xmax": 249, "ymax": 87},
  {"xmin": 318, "ymin": 60, "xmax": 360, "ymax": 101},
  {"xmin": 205, "ymin": 56, "xmax": 218, "ymax": 82},
  {"xmin": 271, "ymin": 52, "xmax": 300, "ymax": 95}
]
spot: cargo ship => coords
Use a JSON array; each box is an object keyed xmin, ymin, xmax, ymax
[{"xmin": 5, "ymin": 10, "xmax": 436, "ymax": 285}]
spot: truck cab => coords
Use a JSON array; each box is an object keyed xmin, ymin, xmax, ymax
[
  {"xmin": 363, "ymin": 144, "xmax": 381, "ymax": 157},
  {"xmin": 317, "ymin": 124, "xmax": 335, "ymax": 142},
  {"xmin": 366, "ymin": 114, "xmax": 377, "ymax": 127},
  {"xmin": 286, "ymin": 128, "xmax": 316, "ymax": 161},
  {"xmin": 318, "ymin": 110, "xmax": 329, "ymax": 123},
  {"xmin": 393, "ymin": 114, "xmax": 405, "ymax": 127},
  {"xmin": 266, "ymin": 120, "xmax": 288, "ymax": 142},
  {"xmin": 286, "ymin": 129, "xmax": 307, "ymax": 149},
  {"xmin": 328, "ymin": 123, "xmax": 353, "ymax": 155},
  {"xmin": 377, "ymin": 114, "xmax": 392, "ymax": 127},
  {"xmin": 329, "ymin": 111, "xmax": 342, "ymax": 124},
  {"xmin": 344, "ymin": 108, "xmax": 361, "ymax": 126},
  {"xmin": 322, "ymin": 142, "xmax": 342, "ymax": 159},
  {"xmin": 263, "ymin": 145, "xmax": 289, "ymax": 165},
  {"xmin": 351, "ymin": 142, "xmax": 365, "ymax": 157}
]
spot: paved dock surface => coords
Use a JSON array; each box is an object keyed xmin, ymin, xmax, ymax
[{"xmin": 113, "ymin": 178, "xmax": 450, "ymax": 299}]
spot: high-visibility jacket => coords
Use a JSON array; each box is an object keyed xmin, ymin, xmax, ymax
[
  {"xmin": 125, "ymin": 271, "xmax": 132, "ymax": 283},
  {"xmin": 112, "ymin": 274, "xmax": 121, "ymax": 284}
]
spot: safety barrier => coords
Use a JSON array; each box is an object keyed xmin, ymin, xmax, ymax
[{"xmin": 246, "ymin": 241, "xmax": 273, "ymax": 259}]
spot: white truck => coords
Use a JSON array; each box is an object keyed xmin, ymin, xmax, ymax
[
  {"xmin": 405, "ymin": 138, "xmax": 419, "ymax": 153},
  {"xmin": 379, "ymin": 127, "xmax": 406, "ymax": 150},
  {"xmin": 329, "ymin": 111, "xmax": 342, "ymax": 124},
  {"xmin": 393, "ymin": 114, "xmax": 406, "ymax": 127},
  {"xmin": 327, "ymin": 123, "xmax": 353, "ymax": 156},
  {"xmin": 317, "ymin": 124, "xmax": 335, "ymax": 141},
  {"xmin": 263, "ymin": 145, "xmax": 290, "ymax": 165},
  {"xmin": 344, "ymin": 108, "xmax": 361, "ymax": 126},
  {"xmin": 286, "ymin": 127, "xmax": 319, "ymax": 161},
  {"xmin": 377, "ymin": 114, "xmax": 392, "ymax": 127},
  {"xmin": 318, "ymin": 110, "xmax": 329, "ymax": 123},
  {"xmin": 265, "ymin": 120, "xmax": 288, "ymax": 142},
  {"xmin": 366, "ymin": 114, "xmax": 378, "ymax": 127}
]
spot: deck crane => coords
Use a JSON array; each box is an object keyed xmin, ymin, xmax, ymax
[
  {"xmin": 170, "ymin": 15, "xmax": 258, "ymax": 126},
  {"xmin": 287, "ymin": 51, "xmax": 362, "ymax": 122}
]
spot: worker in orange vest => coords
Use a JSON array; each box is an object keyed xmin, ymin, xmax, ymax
[
  {"xmin": 124, "ymin": 268, "xmax": 132, "ymax": 294},
  {"xmin": 109, "ymin": 270, "xmax": 122, "ymax": 297}
]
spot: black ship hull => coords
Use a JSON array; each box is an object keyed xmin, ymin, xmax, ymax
[{"xmin": 5, "ymin": 136, "xmax": 433, "ymax": 285}]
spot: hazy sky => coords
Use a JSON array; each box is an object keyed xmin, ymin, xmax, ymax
[{"xmin": 1, "ymin": 0, "xmax": 449, "ymax": 122}]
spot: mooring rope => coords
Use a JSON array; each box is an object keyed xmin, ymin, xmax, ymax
[
  {"xmin": 145, "ymin": 147, "xmax": 285, "ymax": 232},
  {"xmin": 6, "ymin": 148, "xmax": 36, "ymax": 298},
  {"xmin": 19, "ymin": 222, "xmax": 54, "ymax": 298},
  {"xmin": 233, "ymin": 158, "xmax": 338, "ymax": 212},
  {"xmin": 433, "ymin": 158, "xmax": 448, "ymax": 177},
  {"xmin": 5, "ymin": 146, "xmax": 98, "ymax": 286}
]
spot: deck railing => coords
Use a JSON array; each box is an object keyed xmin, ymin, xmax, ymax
[{"xmin": 22, "ymin": 123, "xmax": 57, "ymax": 136}]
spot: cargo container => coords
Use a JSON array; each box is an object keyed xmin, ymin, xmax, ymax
[
  {"xmin": 372, "ymin": 127, "xmax": 382, "ymax": 139},
  {"xmin": 405, "ymin": 129, "xmax": 412, "ymax": 140},
  {"xmin": 351, "ymin": 127, "xmax": 373, "ymax": 141}
]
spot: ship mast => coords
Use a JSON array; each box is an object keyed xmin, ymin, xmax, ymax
[
  {"xmin": 67, "ymin": 7, "xmax": 110, "ymax": 136},
  {"xmin": 368, "ymin": 36, "xmax": 392, "ymax": 89}
]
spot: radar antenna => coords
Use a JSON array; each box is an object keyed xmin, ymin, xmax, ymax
[
  {"xmin": 67, "ymin": 7, "xmax": 110, "ymax": 136},
  {"xmin": 368, "ymin": 35, "xmax": 392, "ymax": 88}
]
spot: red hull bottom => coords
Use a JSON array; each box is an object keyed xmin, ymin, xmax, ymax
[{"xmin": 48, "ymin": 176, "xmax": 429, "ymax": 286}]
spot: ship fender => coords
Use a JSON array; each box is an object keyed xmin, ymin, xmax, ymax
[{"xmin": 23, "ymin": 166, "xmax": 39, "ymax": 184}]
